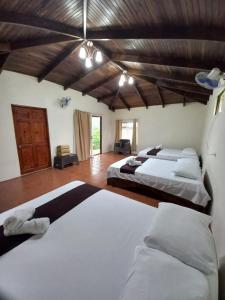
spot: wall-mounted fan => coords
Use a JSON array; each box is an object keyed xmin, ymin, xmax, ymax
[
  {"xmin": 195, "ymin": 68, "xmax": 225, "ymax": 90},
  {"xmin": 59, "ymin": 96, "xmax": 71, "ymax": 108}
]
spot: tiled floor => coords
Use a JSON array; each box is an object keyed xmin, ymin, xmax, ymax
[{"xmin": 0, "ymin": 152, "xmax": 159, "ymax": 212}]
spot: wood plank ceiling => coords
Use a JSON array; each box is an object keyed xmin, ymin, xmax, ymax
[{"xmin": 1, "ymin": 0, "xmax": 224, "ymax": 110}]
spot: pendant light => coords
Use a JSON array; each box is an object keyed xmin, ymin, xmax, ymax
[
  {"xmin": 85, "ymin": 57, "xmax": 93, "ymax": 68},
  {"xmin": 118, "ymin": 72, "xmax": 134, "ymax": 87}
]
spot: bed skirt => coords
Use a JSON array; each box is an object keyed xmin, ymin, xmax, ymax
[{"xmin": 107, "ymin": 177, "xmax": 208, "ymax": 213}]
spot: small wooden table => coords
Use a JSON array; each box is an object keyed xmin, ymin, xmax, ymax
[{"xmin": 54, "ymin": 154, "xmax": 79, "ymax": 169}]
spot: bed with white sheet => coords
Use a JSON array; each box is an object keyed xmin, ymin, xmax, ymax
[
  {"xmin": 0, "ymin": 180, "xmax": 156, "ymax": 300},
  {"xmin": 107, "ymin": 156, "xmax": 211, "ymax": 209},
  {"xmin": 0, "ymin": 181, "xmax": 217, "ymax": 300},
  {"xmin": 138, "ymin": 147, "xmax": 199, "ymax": 161}
]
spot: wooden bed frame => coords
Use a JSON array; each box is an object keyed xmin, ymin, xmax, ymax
[{"xmin": 107, "ymin": 177, "xmax": 209, "ymax": 213}]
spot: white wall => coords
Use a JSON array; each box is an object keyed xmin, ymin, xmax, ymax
[
  {"xmin": 114, "ymin": 103, "xmax": 207, "ymax": 153},
  {"xmin": 0, "ymin": 71, "xmax": 114, "ymax": 181},
  {"xmin": 201, "ymin": 88, "xmax": 225, "ymax": 264},
  {"xmin": 0, "ymin": 70, "xmax": 207, "ymax": 183}
]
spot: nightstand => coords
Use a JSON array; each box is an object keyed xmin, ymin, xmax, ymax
[{"xmin": 54, "ymin": 154, "xmax": 79, "ymax": 169}]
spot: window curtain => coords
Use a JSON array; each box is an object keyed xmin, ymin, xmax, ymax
[
  {"xmin": 74, "ymin": 110, "xmax": 91, "ymax": 161},
  {"xmin": 131, "ymin": 119, "xmax": 137, "ymax": 152},
  {"xmin": 115, "ymin": 120, "xmax": 122, "ymax": 143}
]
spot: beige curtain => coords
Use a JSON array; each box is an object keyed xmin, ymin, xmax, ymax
[
  {"xmin": 115, "ymin": 120, "xmax": 122, "ymax": 143},
  {"xmin": 74, "ymin": 110, "xmax": 91, "ymax": 161},
  {"xmin": 131, "ymin": 119, "xmax": 138, "ymax": 152}
]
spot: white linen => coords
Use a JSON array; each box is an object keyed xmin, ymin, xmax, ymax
[
  {"xmin": 173, "ymin": 158, "xmax": 202, "ymax": 180},
  {"xmin": 144, "ymin": 203, "xmax": 218, "ymax": 274},
  {"xmin": 107, "ymin": 157, "xmax": 211, "ymax": 207},
  {"xmin": 138, "ymin": 147, "xmax": 199, "ymax": 161},
  {"xmin": 143, "ymin": 203, "xmax": 218, "ymax": 300},
  {"xmin": 0, "ymin": 181, "xmax": 156, "ymax": 300},
  {"xmin": 120, "ymin": 246, "xmax": 210, "ymax": 300},
  {"xmin": 4, "ymin": 217, "xmax": 50, "ymax": 236},
  {"xmin": 182, "ymin": 147, "xmax": 198, "ymax": 156},
  {"xmin": 3, "ymin": 207, "xmax": 35, "ymax": 231}
]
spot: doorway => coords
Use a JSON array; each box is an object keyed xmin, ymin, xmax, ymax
[
  {"xmin": 91, "ymin": 115, "xmax": 102, "ymax": 156},
  {"xmin": 12, "ymin": 105, "xmax": 51, "ymax": 175}
]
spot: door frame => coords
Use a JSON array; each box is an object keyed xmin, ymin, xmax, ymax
[
  {"xmin": 11, "ymin": 104, "xmax": 52, "ymax": 175},
  {"xmin": 91, "ymin": 115, "xmax": 102, "ymax": 155}
]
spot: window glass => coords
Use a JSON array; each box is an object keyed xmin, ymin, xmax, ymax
[{"xmin": 121, "ymin": 121, "xmax": 133, "ymax": 143}]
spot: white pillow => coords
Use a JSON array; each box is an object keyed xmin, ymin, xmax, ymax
[
  {"xmin": 182, "ymin": 147, "xmax": 197, "ymax": 156},
  {"xmin": 155, "ymin": 144, "xmax": 162, "ymax": 149},
  {"xmin": 120, "ymin": 246, "xmax": 209, "ymax": 300},
  {"xmin": 144, "ymin": 203, "xmax": 218, "ymax": 274},
  {"xmin": 173, "ymin": 158, "xmax": 201, "ymax": 179}
]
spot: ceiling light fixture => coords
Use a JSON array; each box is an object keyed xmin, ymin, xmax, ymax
[
  {"xmin": 79, "ymin": 40, "xmax": 103, "ymax": 68},
  {"xmin": 118, "ymin": 71, "xmax": 134, "ymax": 87}
]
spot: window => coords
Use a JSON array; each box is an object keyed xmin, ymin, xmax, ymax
[{"xmin": 121, "ymin": 121, "xmax": 133, "ymax": 143}]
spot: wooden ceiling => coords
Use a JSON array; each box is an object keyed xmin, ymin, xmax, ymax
[{"xmin": 1, "ymin": 0, "xmax": 223, "ymax": 110}]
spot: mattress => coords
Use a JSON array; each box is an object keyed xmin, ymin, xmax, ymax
[
  {"xmin": 138, "ymin": 147, "xmax": 199, "ymax": 161},
  {"xmin": 107, "ymin": 157, "xmax": 211, "ymax": 207},
  {"xmin": 0, "ymin": 181, "xmax": 156, "ymax": 300}
]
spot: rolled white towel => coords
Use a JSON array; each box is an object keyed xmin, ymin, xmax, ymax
[
  {"xmin": 129, "ymin": 160, "xmax": 142, "ymax": 166},
  {"xmin": 126, "ymin": 157, "xmax": 136, "ymax": 164},
  {"xmin": 126, "ymin": 157, "xmax": 142, "ymax": 166},
  {"xmin": 4, "ymin": 218, "xmax": 50, "ymax": 236},
  {"xmin": 3, "ymin": 207, "xmax": 36, "ymax": 231}
]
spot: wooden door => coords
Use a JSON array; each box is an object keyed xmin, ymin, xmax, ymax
[{"xmin": 12, "ymin": 105, "xmax": 51, "ymax": 175}]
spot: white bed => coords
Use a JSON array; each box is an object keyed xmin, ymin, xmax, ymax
[
  {"xmin": 107, "ymin": 157, "xmax": 210, "ymax": 207},
  {"xmin": 0, "ymin": 181, "xmax": 217, "ymax": 300},
  {"xmin": 138, "ymin": 147, "xmax": 199, "ymax": 161},
  {"xmin": 0, "ymin": 180, "xmax": 157, "ymax": 300}
]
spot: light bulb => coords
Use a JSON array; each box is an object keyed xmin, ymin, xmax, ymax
[
  {"xmin": 128, "ymin": 76, "xmax": 134, "ymax": 85},
  {"xmin": 85, "ymin": 57, "xmax": 92, "ymax": 68},
  {"xmin": 120, "ymin": 74, "xmax": 126, "ymax": 82},
  {"xmin": 87, "ymin": 41, "xmax": 93, "ymax": 47},
  {"xmin": 119, "ymin": 78, "xmax": 125, "ymax": 87},
  {"xmin": 79, "ymin": 46, "xmax": 87, "ymax": 60},
  {"xmin": 95, "ymin": 50, "xmax": 103, "ymax": 63}
]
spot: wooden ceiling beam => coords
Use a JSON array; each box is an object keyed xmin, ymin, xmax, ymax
[
  {"xmin": 0, "ymin": 11, "xmax": 82, "ymax": 38},
  {"xmin": 87, "ymin": 26, "xmax": 225, "ymax": 43},
  {"xmin": 109, "ymin": 88, "xmax": 120, "ymax": 110},
  {"xmin": 133, "ymin": 83, "xmax": 148, "ymax": 108},
  {"xmin": 111, "ymin": 53, "xmax": 225, "ymax": 72},
  {"xmin": 156, "ymin": 86, "xmax": 165, "ymax": 107},
  {"xmin": 98, "ymin": 90, "xmax": 117, "ymax": 102},
  {"xmin": 93, "ymin": 42, "xmax": 127, "ymax": 72},
  {"xmin": 82, "ymin": 72, "xmax": 121, "ymax": 95},
  {"xmin": 164, "ymin": 87, "xmax": 208, "ymax": 100},
  {"xmin": 0, "ymin": 43, "xmax": 11, "ymax": 52},
  {"xmin": 0, "ymin": 53, "xmax": 10, "ymax": 73},
  {"xmin": 11, "ymin": 35, "xmax": 76, "ymax": 50},
  {"xmin": 38, "ymin": 41, "xmax": 82, "ymax": 83},
  {"xmin": 119, "ymin": 93, "xmax": 130, "ymax": 110},
  {"xmin": 129, "ymin": 68, "xmax": 196, "ymax": 84},
  {"xmin": 162, "ymin": 87, "xmax": 208, "ymax": 104},
  {"xmin": 157, "ymin": 80, "xmax": 210, "ymax": 96},
  {"xmin": 64, "ymin": 59, "xmax": 110, "ymax": 90}
]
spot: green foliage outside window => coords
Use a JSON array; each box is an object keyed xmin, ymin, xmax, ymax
[{"xmin": 92, "ymin": 127, "xmax": 100, "ymax": 150}]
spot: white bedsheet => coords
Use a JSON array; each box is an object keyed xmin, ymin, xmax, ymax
[
  {"xmin": 138, "ymin": 147, "xmax": 199, "ymax": 161},
  {"xmin": 0, "ymin": 181, "xmax": 156, "ymax": 300},
  {"xmin": 107, "ymin": 157, "xmax": 210, "ymax": 207}
]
